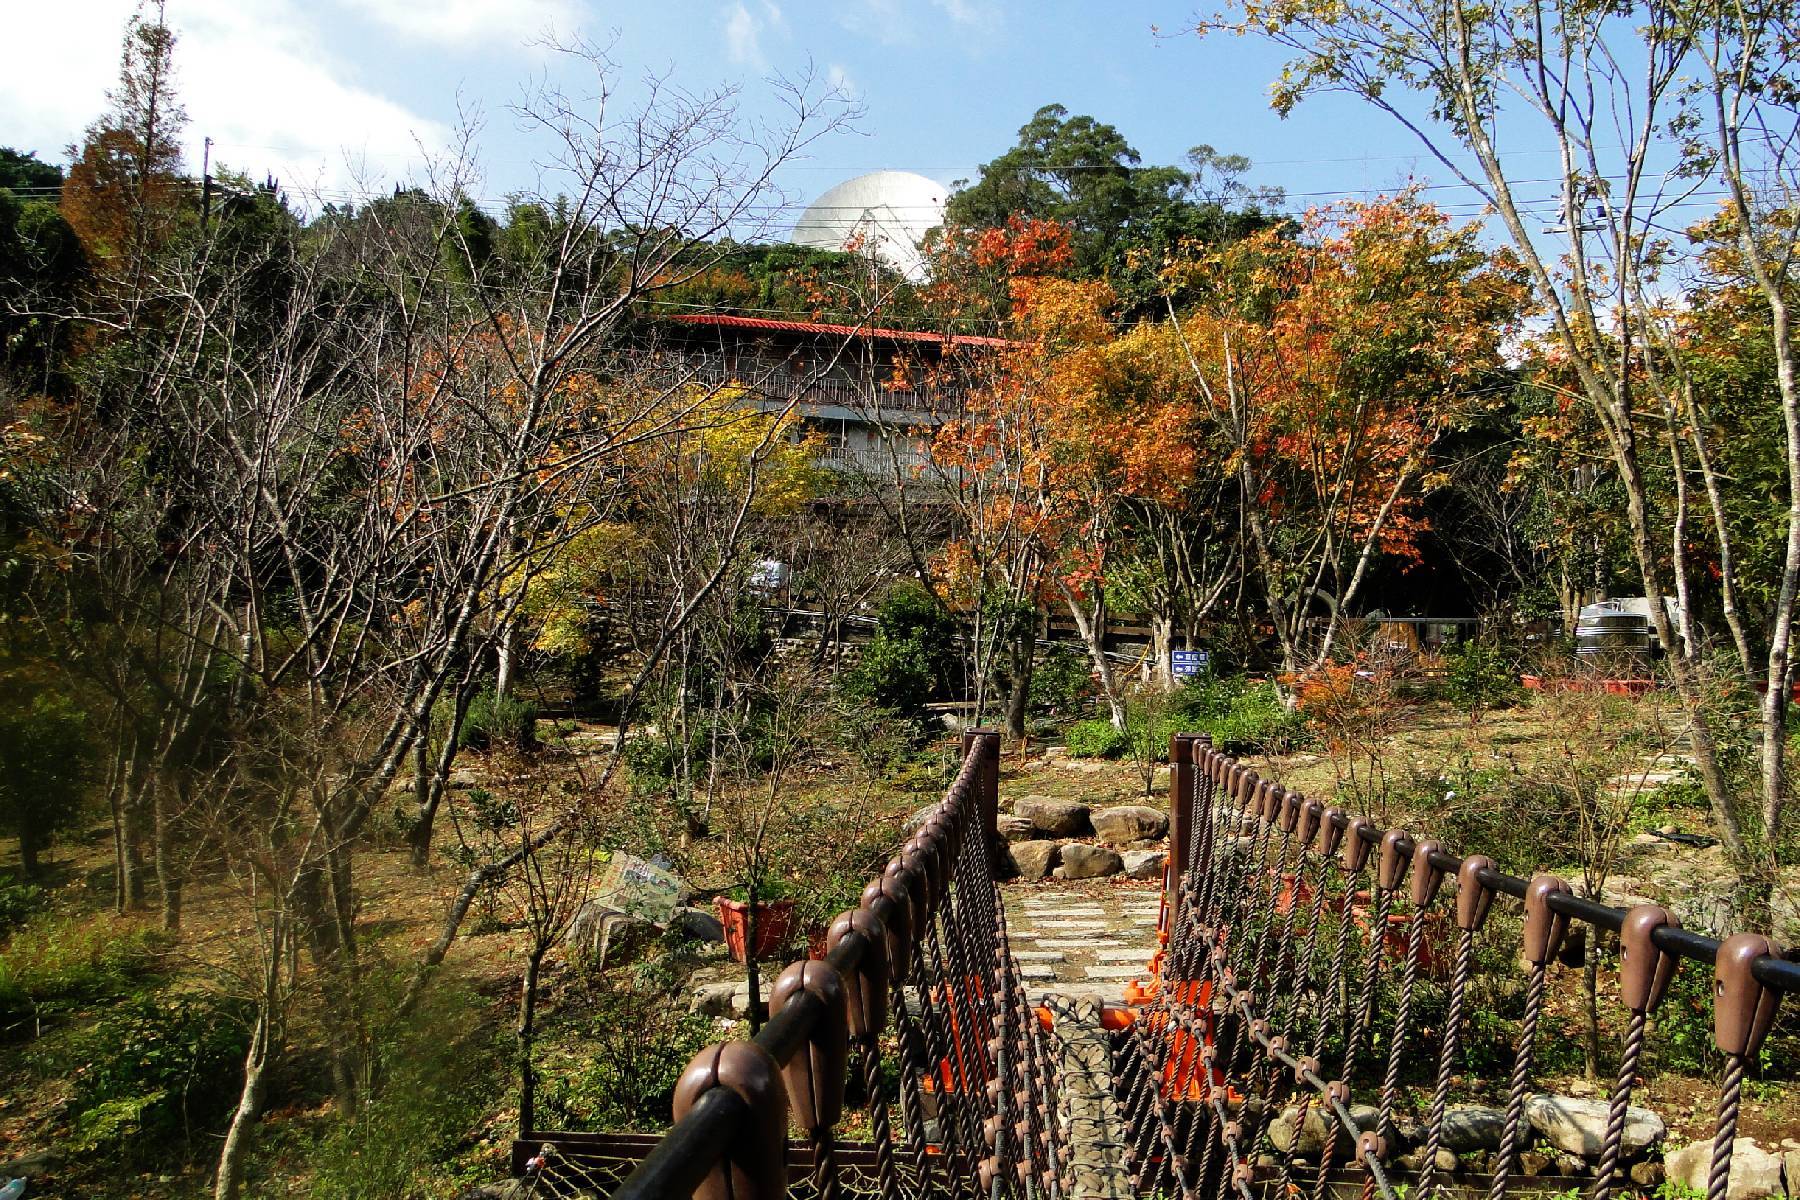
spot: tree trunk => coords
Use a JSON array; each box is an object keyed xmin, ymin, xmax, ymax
[
  {"xmin": 1060, "ymin": 586, "xmax": 1127, "ymax": 729},
  {"xmin": 1002, "ymin": 619, "xmax": 1037, "ymax": 741},
  {"xmin": 153, "ymin": 783, "xmax": 182, "ymax": 932},
  {"xmin": 18, "ymin": 823, "xmax": 41, "ymax": 878},
  {"xmin": 213, "ymin": 1004, "xmax": 273, "ymax": 1200},
  {"xmin": 496, "ymin": 621, "xmax": 517, "ymax": 704},
  {"xmin": 517, "ymin": 950, "xmax": 543, "ymax": 1139},
  {"xmin": 1150, "ymin": 613, "xmax": 1175, "ymax": 689}
]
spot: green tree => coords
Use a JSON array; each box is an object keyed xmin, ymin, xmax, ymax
[{"xmin": 945, "ymin": 105, "xmax": 1280, "ymax": 310}]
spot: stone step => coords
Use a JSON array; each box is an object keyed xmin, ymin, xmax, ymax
[
  {"xmin": 1084, "ymin": 964, "xmax": 1149, "ymax": 980},
  {"xmin": 1031, "ymin": 920, "xmax": 1112, "ymax": 931},
  {"xmin": 1011, "ymin": 950, "xmax": 1066, "ymax": 962},
  {"xmin": 1092, "ymin": 947, "xmax": 1156, "ymax": 961},
  {"xmin": 1024, "ymin": 938, "xmax": 1122, "ymax": 951},
  {"xmin": 1018, "ymin": 964, "xmax": 1058, "ymax": 980},
  {"xmin": 1019, "ymin": 907, "xmax": 1108, "ymax": 918}
]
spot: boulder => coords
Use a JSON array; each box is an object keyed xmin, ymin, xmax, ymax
[
  {"xmin": 1526, "ymin": 1093, "xmax": 1663, "ymax": 1159},
  {"xmin": 566, "ymin": 902, "xmax": 654, "ymax": 969},
  {"xmin": 1008, "ymin": 840, "xmax": 1062, "ymax": 882},
  {"xmin": 1016, "ymin": 797, "xmax": 1091, "ymax": 837},
  {"xmin": 1666, "ymin": 1138, "xmax": 1785, "ymax": 1200},
  {"xmin": 1056, "ymin": 844, "xmax": 1123, "ymax": 879},
  {"xmin": 1785, "ymin": 1151, "xmax": 1800, "ymax": 1196},
  {"xmin": 1, "ymin": 1148, "xmax": 55, "ymax": 1179},
  {"xmin": 1438, "ymin": 1105, "xmax": 1507, "ymax": 1153},
  {"xmin": 1091, "ymin": 805, "xmax": 1168, "ymax": 843},
  {"xmin": 1122, "ymin": 849, "xmax": 1167, "ymax": 881},
  {"xmin": 690, "ymin": 981, "xmax": 745, "ymax": 1018},
  {"xmin": 1268, "ymin": 1103, "xmax": 1381, "ymax": 1158},
  {"xmin": 673, "ymin": 906, "xmax": 725, "ymax": 943},
  {"xmin": 998, "ymin": 814, "xmax": 1037, "ymax": 843},
  {"xmin": 1630, "ymin": 1161, "xmax": 1665, "ymax": 1188}
]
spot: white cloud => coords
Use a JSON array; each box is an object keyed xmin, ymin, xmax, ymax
[
  {"xmin": 836, "ymin": 0, "xmax": 1001, "ymax": 46},
  {"xmin": 826, "ymin": 63, "xmax": 860, "ymax": 100},
  {"xmin": 0, "ymin": 1, "xmax": 450, "ymax": 200},
  {"xmin": 724, "ymin": 2, "xmax": 768, "ymax": 69},
  {"xmin": 331, "ymin": 0, "xmax": 578, "ymax": 50}
]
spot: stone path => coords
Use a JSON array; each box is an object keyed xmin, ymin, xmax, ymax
[
  {"xmin": 1041, "ymin": 994, "xmax": 1134, "ymax": 1200},
  {"xmin": 1001, "ymin": 880, "xmax": 1164, "ymax": 1004}
]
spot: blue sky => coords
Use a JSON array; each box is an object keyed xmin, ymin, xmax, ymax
[{"xmin": 4, "ymin": 1, "xmax": 1580, "ymax": 231}]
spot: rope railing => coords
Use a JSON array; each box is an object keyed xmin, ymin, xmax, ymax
[
  {"xmin": 519, "ymin": 729, "xmax": 1076, "ymax": 1200},
  {"xmin": 1123, "ymin": 732, "xmax": 1793, "ymax": 1200}
]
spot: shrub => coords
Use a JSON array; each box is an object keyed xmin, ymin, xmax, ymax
[
  {"xmin": 308, "ymin": 983, "xmax": 502, "ymax": 1199},
  {"xmin": 0, "ymin": 915, "xmax": 163, "ymax": 1032},
  {"xmin": 1029, "ymin": 643, "xmax": 1095, "ymax": 715},
  {"xmin": 536, "ymin": 980, "xmax": 717, "ymax": 1132},
  {"xmin": 0, "ymin": 691, "xmax": 92, "ymax": 876},
  {"xmin": 1065, "ymin": 718, "xmax": 1129, "ymax": 758},
  {"xmin": 66, "ymin": 990, "xmax": 252, "ymax": 1158},
  {"xmin": 458, "ymin": 689, "xmax": 539, "ymax": 754},
  {"xmin": 1171, "ymin": 675, "xmax": 1308, "ymax": 754},
  {"xmin": 842, "ymin": 582, "xmax": 958, "ymax": 719},
  {"xmin": 1441, "ymin": 641, "xmax": 1523, "ymax": 711},
  {"xmin": 0, "ymin": 878, "xmax": 45, "ymax": 936}
]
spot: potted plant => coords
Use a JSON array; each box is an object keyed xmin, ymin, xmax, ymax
[{"xmin": 716, "ymin": 880, "xmax": 796, "ymax": 963}]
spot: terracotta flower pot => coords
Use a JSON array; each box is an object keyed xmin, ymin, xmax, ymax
[{"xmin": 715, "ymin": 896, "xmax": 795, "ymax": 963}]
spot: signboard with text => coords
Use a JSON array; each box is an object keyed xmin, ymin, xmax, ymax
[{"xmin": 1171, "ymin": 649, "xmax": 1209, "ymax": 680}]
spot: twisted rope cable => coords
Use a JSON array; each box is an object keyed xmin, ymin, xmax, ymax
[
  {"xmin": 1418, "ymin": 928, "xmax": 1476, "ymax": 1198},
  {"xmin": 1591, "ymin": 1009, "xmax": 1648, "ymax": 1200},
  {"xmin": 1706, "ymin": 1052, "xmax": 1746, "ymax": 1200},
  {"xmin": 1488, "ymin": 961, "xmax": 1548, "ymax": 1200}
]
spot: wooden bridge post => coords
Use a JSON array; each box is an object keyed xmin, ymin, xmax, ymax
[
  {"xmin": 962, "ymin": 728, "xmax": 1002, "ymax": 870},
  {"xmin": 1167, "ymin": 733, "xmax": 1203, "ymax": 918}
]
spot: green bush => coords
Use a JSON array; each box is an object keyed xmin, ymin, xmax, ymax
[
  {"xmin": 843, "ymin": 582, "xmax": 958, "ymax": 719},
  {"xmin": 1028, "ymin": 643, "xmax": 1095, "ymax": 714},
  {"xmin": 1065, "ymin": 718, "xmax": 1129, "ymax": 758},
  {"xmin": 1441, "ymin": 641, "xmax": 1523, "ymax": 710},
  {"xmin": 308, "ymin": 984, "xmax": 502, "ymax": 1199},
  {"xmin": 458, "ymin": 689, "xmax": 539, "ymax": 754},
  {"xmin": 0, "ymin": 878, "xmax": 45, "ymax": 936},
  {"xmin": 67, "ymin": 990, "xmax": 252, "ymax": 1158},
  {"xmin": 1170, "ymin": 675, "xmax": 1307, "ymax": 754},
  {"xmin": 0, "ymin": 915, "xmax": 163, "ymax": 1032},
  {"xmin": 537, "ymin": 980, "xmax": 717, "ymax": 1132}
]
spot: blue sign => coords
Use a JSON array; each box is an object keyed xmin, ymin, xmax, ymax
[{"xmin": 1171, "ymin": 650, "xmax": 1209, "ymax": 679}]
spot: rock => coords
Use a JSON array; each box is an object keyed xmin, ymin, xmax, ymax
[
  {"xmin": 1122, "ymin": 849, "xmax": 1167, "ymax": 880},
  {"xmin": 1016, "ymin": 797, "xmax": 1091, "ymax": 837},
  {"xmin": 1008, "ymin": 840, "xmax": 1061, "ymax": 881},
  {"xmin": 1, "ymin": 1148, "xmax": 55, "ymax": 1178},
  {"xmin": 690, "ymin": 981, "xmax": 744, "ymax": 1018},
  {"xmin": 1435, "ymin": 1148, "xmax": 1459, "ymax": 1174},
  {"xmin": 673, "ymin": 906, "xmax": 725, "ymax": 943},
  {"xmin": 1439, "ymin": 1105, "xmax": 1507, "ymax": 1153},
  {"xmin": 1630, "ymin": 1161, "xmax": 1665, "ymax": 1188},
  {"xmin": 1784, "ymin": 1151, "xmax": 1800, "ymax": 1196},
  {"xmin": 998, "ymin": 814, "xmax": 1037, "ymax": 843},
  {"xmin": 1091, "ymin": 805, "xmax": 1168, "ymax": 843},
  {"xmin": 1527, "ymin": 1093, "xmax": 1664, "ymax": 1159},
  {"xmin": 1268, "ymin": 1103, "xmax": 1381, "ymax": 1158},
  {"xmin": 458, "ymin": 1183, "xmax": 533, "ymax": 1200},
  {"xmin": 1056, "ymin": 844, "xmax": 1124, "ymax": 879},
  {"xmin": 566, "ymin": 902, "xmax": 654, "ymax": 969},
  {"xmin": 1520, "ymin": 1150, "xmax": 1555, "ymax": 1177},
  {"xmin": 1666, "ymin": 1138, "xmax": 1785, "ymax": 1200}
]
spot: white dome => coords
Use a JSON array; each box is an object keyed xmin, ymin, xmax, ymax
[{"xmin": 791, "ymin": 170, "xmax": 947, "ymax": 282}]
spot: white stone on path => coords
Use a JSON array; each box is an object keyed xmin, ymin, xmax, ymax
[
  {"xmin": 1012, "ymin": 950, "xmax": 1066, "ymax": 962},
  {"xmin": 1084, "ymin": 964, "xmax": 1150, "ymax": 979},
  {"xmin": 1033, "ymin": 920, "xmax": 1111, "ymax": 930},
  {"xmin": 1018, "ymin": 964, "xmax": 1058, "ymax": 980},
  {"xmin": 1092, "ymin": 946, "xmax": 1156, "ymax": 960}
]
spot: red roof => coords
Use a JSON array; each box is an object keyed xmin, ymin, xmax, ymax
[{"xmin": 662, "ymin": 311, "xmax": 1013, "ymax": 350}]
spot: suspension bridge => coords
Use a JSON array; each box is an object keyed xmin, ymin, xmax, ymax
[{"xmin": 509, "ymin": 731, "xmax": 1796, "ymax": 1200}]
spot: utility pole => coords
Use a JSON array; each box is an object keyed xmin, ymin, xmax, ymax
[{"xmin": 200, "ymin": 135, "xmax": 213, "ymax": 232}]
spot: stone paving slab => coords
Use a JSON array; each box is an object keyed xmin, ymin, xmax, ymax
[
  {"xmin": 1011, "ymin": 950, "xmax": 1066, "ymax": 962},
  {"xmin": 1083, "ymin": 964, "xmax": 1150, "ymax": 979},
  {"xmin": 1091, "ymin": 946, "xmax": 1157, "ymax": 961}
]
